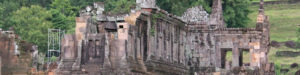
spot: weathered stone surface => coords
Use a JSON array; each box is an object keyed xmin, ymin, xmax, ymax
[
  {"xmin": 281, "ymin": 68, "xmax": 290, "ymax": 73},
  {"xmin": 295, "ymin": 70, "xmax": 300, "ymax": 75},
  {"xmin": 285, "ymin": 41, "xmax": 296, "ymax": 48},
  {"xmin": 291, "ymin": 63, "xmax": 299, "ymax": 68},
  {"xmin": 270, "ymin": 40, "xmax": 280, "ymax": 47},
  {"xmin": 276, "ymin": 51, "xmax": 300, "ymax": 57},
  {"xmin": 0, "ymin": 30, "xmax": 33, "ymax": 75}
]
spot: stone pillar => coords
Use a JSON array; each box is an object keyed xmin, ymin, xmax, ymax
[
  {"xmin": 103, "ymin": 33, "xmax": 111, "ymax": 68},
  {"xmin": 249, "ymin": 42, "xmax": 261, "ymax": 67},
  {"xmin": 232, "ymin": 43, "xmax": 240, "ymax": 67},
  {"xmin": 71, "ymin": 40, "xmax": 82, "ymax": 70}
]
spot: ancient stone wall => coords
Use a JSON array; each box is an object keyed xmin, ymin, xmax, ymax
[
  {"xmin": 128, "ymin": 11, "xmax": 189, "ymax": 74},
  {"xmin": 57, "ymin": 0, "xmax": 273, "ymax": 75},
  {"xmin": 0, "ymin": 30, "xmax": 33, "ymax": 75}
]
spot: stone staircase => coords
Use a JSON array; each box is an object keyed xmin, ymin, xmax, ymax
[
  {"xmin": 60, "ymin": 59, "xmax": 76, "ymax": 70},
  {"xmin": 81, "ymin": 63, "xmax": 102, "ymax": 75},
  {"xmin": 80, "ymin": 58, "xmax": 103, "ymax": 75},
  {"xmin": 56, "ymin": 59, "xmax": 76, "ymax": 74}
]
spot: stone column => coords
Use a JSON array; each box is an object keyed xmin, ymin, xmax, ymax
[
  {"xmin": 249, "ymin": 42, "xmax": 261, "ymax": 67},
  {"xmin": 103, "ymin": 33, "xmax": 111, "ymax": 68},
  {"xmin": 71, "ymin": 40, "xmax": 82, "ymax": 70},
  {"xmin": 232, "ymin": 43, "xmax": 240, "ymax": 67}
]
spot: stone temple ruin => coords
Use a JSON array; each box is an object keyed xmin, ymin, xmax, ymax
[
  {"xmin": 0, "ymin": 28, "xmax": 38, "ymax": 74},
  {"xmin": 57, "ymin": 0, "xmax": 274, "ymax": 74}
]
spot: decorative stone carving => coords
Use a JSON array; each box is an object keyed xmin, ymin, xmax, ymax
[
  {"xmin": 181, "ymin": 6, "xmax": 209, "ymax": 24},
  {"xmin": 94, "ymin": 2, "xmax": 105, "ymax": 15}
]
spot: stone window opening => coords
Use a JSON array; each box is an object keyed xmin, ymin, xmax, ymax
[
  {"xmin": 240, "ymin": 49, "xmax": 250, "ymax": 67},
  {"xmin": 119, "ymin": 25, "xmax": 124, "ymax": 28},
  {"xmin": 119, "ymin": 25, "xmax": 125, "ymax": 33},
  {"xmin": 221, "ymin": 48, "xmax": 233, "ymax": 69}
]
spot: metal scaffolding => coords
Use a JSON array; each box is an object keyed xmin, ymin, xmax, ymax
[{"xmin": 47, "ymin": 29, "xmax": 64, "ymax": 62}]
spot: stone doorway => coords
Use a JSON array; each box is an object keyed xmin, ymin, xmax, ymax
[{"xmin": 221, "ymin": 48, "xmax": 233, "ymax": 69}]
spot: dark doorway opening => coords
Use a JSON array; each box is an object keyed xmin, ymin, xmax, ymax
[
  {"xmin": 221, "ymin": 48, "xmax": 233, "ymax": 69},
  {"xmin": 142, "ymin": 21, "xmax": 148, "ymax": 61}
]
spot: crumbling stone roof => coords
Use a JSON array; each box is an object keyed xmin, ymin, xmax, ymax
[{"xmin": 180, "ymin": 6, "xmax": 209, "ymax": 24}]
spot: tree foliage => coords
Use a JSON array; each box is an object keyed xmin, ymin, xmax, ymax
[
  {"xmin": 10, "ymin": 5, "xmax": 52, "ymax": 52},
  {"xmin": 0, "ymin": 3, "xmax": 4, "ymax": 28},
  {"xmin": 104, "ymin": 0, "xmax": 135, "ymax": 15},
  {"xmin": 51, "ymin": 0, "xmax": 78, "ymax": 17},
  {"xmin": 157, "ymin": 0, "xmax": 212, "ymax": 16},
  {"xmin": 223, "ymin": 0, "xmax": 252, "ymax": 28},
  {"xmin": 50, "ymin": 0, "xmax": 78, "ymax": 33},
  {"xmin": 0, "ymin": 1, "xmax": 21, "ymax": 30}
]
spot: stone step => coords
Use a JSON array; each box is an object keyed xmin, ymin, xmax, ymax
[
  {"xmin": 81, "ymin": 64, "xmax": 102, "ymax": 74},
  {"xmin": 59, "ymin": 61, "xmax": 76, "ymax": 70}
]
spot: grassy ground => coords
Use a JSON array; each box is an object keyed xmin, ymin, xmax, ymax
[
  {"xmin": 268, "ymin": 47, "xmax": 300, "ymax": 65},
  {"xmin": 268, "ymin": 46, "xmax": 300, "ymax": 74},
  {"xmin": 247, "ymin": 3, "xmax": 300, "ymax": 42},
  {"xmin": 251, "ymin": 0, "xmax": 289, "ymax": 2}
]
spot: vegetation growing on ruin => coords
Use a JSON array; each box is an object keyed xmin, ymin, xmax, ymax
[{"xmin": 10, "ymin": 5, "xmax": 52, "ymax": 53}]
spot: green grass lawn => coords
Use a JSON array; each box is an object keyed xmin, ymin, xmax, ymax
[{"xmin": 247, "ymin": 3, "xmax": 300, "ymax": 42}]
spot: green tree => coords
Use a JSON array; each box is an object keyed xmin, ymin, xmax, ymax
[
  {"xmin": 50, "ymin": 0, "xmax": 78, "ymax": 16},
  {"xmin": 0, "ymin": 1, "xmax": 21, "ymax": 30},
  {"xmin": 104, "ymin": 0, "xmax": 135, "ymax": 15},
  {"xmin": 50, "ymin": 0, "xmax": 78, "ymax": 33},
  {"xmin": 223, "ymin": 0, "xmax": 252, "ymax": 28},
  {"xmin": 157, "ymin": 0, "xmax": 212, "ymax": 16},
  {"xmin": 49, "ymin": 9, "xmax": 68, "ymax": 30},
  {"xmin": 0, "ymin": 3, "xmax": 4, "ymax": 28},
  {"xmin": 10, "ymin": 5, "xmax": 52, "ymax": 52}
]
